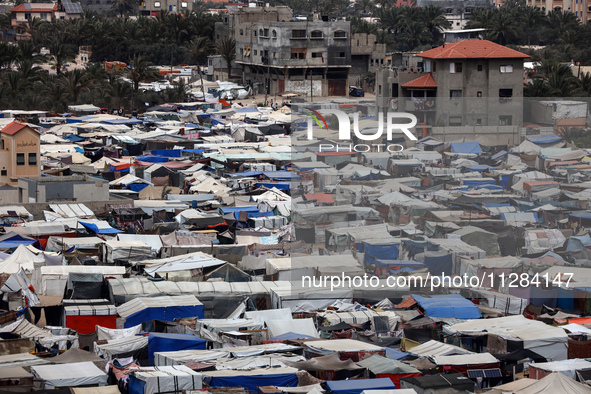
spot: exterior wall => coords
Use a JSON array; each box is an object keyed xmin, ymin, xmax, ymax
[
  {"xmin": 81, "ymin": 0, "xmax": 113, "ymax": 14},
  {"xmin": 0, "ymin": 127, "xmax": 40, "ymax": 184},
  {"xmin": 18, "ymin": 177, "xmax": 109, "ymax": 203},
  {"xmin": 528, "ymin": 0, "xmax": 590, "ymax": 24},
  {"xmin": 139, "ymin": 0, "xmax": 189, "ymax": 15},
  {"xmin": 417, "ymin": 0, "xmax": 493, "ymax": 30}
]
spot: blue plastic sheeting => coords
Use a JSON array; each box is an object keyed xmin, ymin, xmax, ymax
[
  {"xmin": 526, "ymin": 134, "xmax": 563, "ymax": 145},
  {"xmin": 529, "ymin": 286, "xmax": 559, "ymax": 308},
  {"xmin": 268, "ymin": 332, "xmax": 315, "ymax": 340},
  {"xmin": 102, "ymin": 118, "xmax": 142, "ymax": 125},
  {"xmin": 136, "ymin": 155, "xmax": 169, "ymax": 163},
  {"xmin": 466, "ymin": 165, "xmax": 494, "ymax": 172},
  {"xmin": 148, "ymin": 333, "xmax": 206, "ymax": 365},
  {"xmin": 412, "ymin": 294, "xmax": 481, "ymax": 319},
  {"xmin": 234, "ymin": 211, "xmax": 274, "ymax": 220},
  {"xmin": 557, "ymin": 287, "xmax": 574, "ymax": 310},
  {"xmin": 205, "ymin": 373, "xmax": 298, "ymax": 392},
  {"xmin": 422, "ymin": 253, "xmax": 453, "ymax": 276},
  {"xmin": 63, "ymin": 134, "xmax": 85, "ymax": 142},
  {"xmin": 403, "ymin": 239, "xmax": 438, "ymax": 257},
  {"xmin": 228, "ymin": 171, "xmax": 263, "ymax": 178},
  {"xmin": 570, "ymin": 212, "xmax": 591, "ymax": 220},
  {"xmin": 450, "ymin": 142, "xmax": 482, "ymax": 154},
  {"xmin": 363, "ymin": 241, "xmax": 400, "ymax": 261},
  {"xmin": 326, "ymin": 378, "xmax": 396, "ymax": 394},
  {"xmin": 124, "ymin": 304, "xmax": 205, "ymax": 328},
  {"xmin": 128, "ymin": 377, "xmax": 146, "ymax": 394},
  {"xmin": 385, "ymin": 348, "xmax": 407, "ymax": 360},
  {"xmin": 78, "ymin": 221, "xmax": 123, "ymax": 235},
  {"xmin": 464, "ymin": 179, "xmax": 496, "ymax": 187},
  {"xmin": 256, "ymin": 182, "xmax": 290, "ymax": 190},
  {"xmin": 110, "ymin": 166, "xmax": 130, "ymax": 173},
  {"xmin": 129, "ymin": 183, "xmax": 150, "ymax": 193},
  {"xmin": 0, "ymin": 234, "xmax": 36, "ymax": 249},
  {"xmin": 499, "ymin": 174, "xmax": 511, "ymax": 189},
  {"xmin": 491, "ymin": 150, "xmax": 508, "ymax": 161},
  {"xmin": 262, "ymin": 171, "xmax": 300, "ymax": 180},
  {"xmin": 567, "ymin": 234, "xmax": 591, "ymax": 252},
  {"xmin": 234, "ymin": 107, "xmax": 260, "ymax": 113},
  {"xmin": 476, "ymin": 185, "xmax": 504, "ymax": 190},
  {"xmin": 152, "ymin": 149, "xmax": 182, "ymax": 158},
  {"xmin": 219, "ymin": 206, "xmax": 259, "ymax": 214}
]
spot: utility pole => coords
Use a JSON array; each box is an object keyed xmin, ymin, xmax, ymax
[{"xmin": 310, "ymin": 68, "xmax": 313, "ymax": 103}]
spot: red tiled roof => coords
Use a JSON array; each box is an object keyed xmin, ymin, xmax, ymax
[
  {"xmin": 303, "ymin": 194, "xmax": 335, "ymax": 203},
  {"xmin": 402, "ymin": 73, "xmax": 437, "ymax": 89},
  {"xmin": 418, "ymin": 40, "xmax": 530, "ymax": 60},
  {"xmin": 10, "ymin": 3, "xmax": 57, "ymax": 12},
  {"xmin": 1, "ymin": 121, "xmax": 28, "ymax": 136}
]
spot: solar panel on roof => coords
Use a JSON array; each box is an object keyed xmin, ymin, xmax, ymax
[
  {"xmin": 62, "ymin": 0, "xmax": 83, "ymax": 13},
  {"xmin": 467, "ymin": 369, "xmax": 502, "ymax": 379}
]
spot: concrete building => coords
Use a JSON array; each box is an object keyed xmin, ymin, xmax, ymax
[
  {"xmin": 526, "ymin": 0, "xmax": 591, "ymax": 24},
  {"xmin": 0, "ymin": 122, "xmax": 40, "ymax": 185},
  {"xmin": 17, "ymin": 175, "xmax": 110, "ymax": 203},
  {"xmin": 417, "ymin": 0, "xmax": 492, "ymax": 30},
  {"xmin": 138, "ymin": 0, "xmax": 191, "ymax": 16},
  {"xmin": 215, "ymin": 6, "xmax": 381, "ymax": 97},
  {"xmin": 375, "ymin": 40, "xmax": 529, "ymax": 145},
  {"xmin": 350, "ymin": 33, "xmax": 387, "ymax": 91},
  {"xmin": 10, "ymin": 0, "xmax": 82, "ymax": 30}
]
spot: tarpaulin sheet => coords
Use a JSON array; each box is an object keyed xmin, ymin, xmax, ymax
[
  {"xmin": 326, "ymin": 377, "xmax": 396, "ymax": 394},
  {"xmin": 151, "ymin": 150, "xmax": 182, "ymax": 158},
  {"xmin": 420, "ymin": 252, "xmax": 452, "ymax": 276},
  {"xmin": 412, "ymin": 294, "xmax": 481, "ymax": 319},
  {"xmin": 129, "ymin": 183, "xmax": 150, "ymax": 193},
  {"xmin": 464, "ymin": 179, "xmax": 497, "ymax": 187},
  {"xmin": 78, "ymin": 221, "xmax": 123, "ymax": 235},
  {"xmin": 205, "ymin": 372, "xmax": 298, "ymax": 391},
  {"xmin": 257, "ymin": 182, "xmax": 290, "ymax": 190},
  {"xmin": 526, "ymin": 134, "xmax": 563, "ymax": 145},
  {"xmin": 363, "ymin": 241, "xmax": 399, "ymax": 261},
  {"xmin": 148, "ymin": 333, "xmax": 206, "ymax": 366},
  {"xmin": 450, "ymin": 142, "xmax": 482, "ymax": 154},
  {"xmin": 136, "ymin": 155, "xmax": 169, "ymax": 163},
  {"xmin": 66, "ymin": 315, "xmax": 116, "ymax": 335},
  {"xmin": 402, "ymin": 239, "xmax": 438, "ymax": 257},
  {"xmin": 124, "ymin": 305, "xmax": 205, "ymax": 328}
]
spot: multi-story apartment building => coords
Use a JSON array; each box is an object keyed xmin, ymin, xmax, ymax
[
  {"xmin": 526, "ymin": 0, "xmax": 591, "ymax": 24},
  {"xmin": 417, "ymin": 0, "xmax": 493, "ymax": 30},
  {"xmin": 10, "ymin": 0, "xmax": 81, "ymax": 29},
  {"xmin": 0, "ymin": 122, "xmax": 41, "ymax": 185},
  {"xmin": 376, "ymin": 40, "xmax": 529, "ymax": 144},
  {"xmin": 215, "ymin": 5, "xmax": 384, "ymax": 96}
]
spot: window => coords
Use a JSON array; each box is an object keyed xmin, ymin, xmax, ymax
[
  {"xmin": 499, "ymin": 89, "xmax": 513, "ymax": 102},
  {"xmin": 310, "ymin": 30, "xmax": 323, "ymax": 38},
  {"xmin": 450, "ymin": 90, "xmax": 462, "ymax": 99},
  {"xmin": 239, "ymin": 48, "xmax": 244, "ymax": 55},
  {"xmin": 181, "ymin": 2, "xmax": 187, "ymax": 7},
  {"xmin": 154, "ymin": 1, "xmax": 160, "ymax": 6},
  {"xmin": 239, "ymin": 29, "xmax": 244, "ymax": 35},
  {"xmin": 243, "ymin": 46, "xmax": 250, "ymax": 56},
  {"xmin": 336, "ymin": 52, "xmax": 345, "ymax": 58},
  {"xmin": 16, "ymin": 153, "xmax": 25, "ymax": 166},
  {"xmin": 253, "ymin": 50, "xmax": 257, "ymax": 56},
  {"xmin": 273, "ymin": 52, "xmax": 277, "ymax": 59},
  {"xmin": 0, "ymin": 170, "xmax": 6, "ymax": 176},
  {"xmin": 424, "ymin": 60, "xmax": 431, "ymax": 72},
  {"xmin": 292, "ymin": 29, "xmax": 306, "ymax": 38},
  {"xmin": 311, "ymin": 52, "xmax": 322, "ymax": 58},
  {"xmin": 476, "ymin": 118, "xmax": 482, "ymax": 126},
  {"xmin": 371, "ymin": 59, "xmax": 374, "ymax": 66},
  {"xmin": 477, "ymin": 91, "xmax": 482, "ymax": 97},
  {"xmin": 291, "ymin": 48, "xmax": 306, "ymax": 59},
  {"xmin": 477, "ymin": 64, "xmax": 483, "ymax": 71},
  {"xmin": 272, "ymin": 30, "xmax": 277, "ymax": 38},
  {"xmin": 445, "ymin": 7, "xmax": 453, "ymax": 14},
  {"xmin": 500, "ymin": 65, "xmax": 513, "ymax": 73},
  {"xmin": 259, "ymin": 28, "xmax": 264, "ymax": 36},
  {"xmin": 379, "ymin": 85, "xmax": 382, "ymax": 95},
  {"xmin": 333, "ymin": 30, "xmax": 347, "ymax": 38},
  {"xmin": 450, "ymin": 62, "xmax": 462, "ymax": 73},
  {"xmin": 40, "ymin": 13, "xmax": 47, "ymax": 20},
  {"xmin": 465, "ymin": 7, "xmax": 473, "ymax": 13},
  {"xmin": 449, "ymin": 116, "xmax": 462, "ymax": 126},
  {"xmin": 499, "ymin": 115, "xmax": 512, "ymax": 125},
  {"xmin": 24, "ymin": 13, "xmax": 31, "ymax": 20},
  {"xmin": 28, "ymin": 153, "xmax": 36, "ymax": 166},
  {"xmin": 432, "ymin": 62, "xmax": 436, "ymax": 72}
]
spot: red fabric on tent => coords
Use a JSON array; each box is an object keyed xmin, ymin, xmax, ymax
[
  {"xmin": 447, "ymin": 362, "xmax": 500, "ymax": 375},
  {"xmin": 377, "ymin": 373, "xmax": 422, "ymax": 388},
  {"xmin": 66, "ymin": 315, "xmax": 116, "ymax": 334}
]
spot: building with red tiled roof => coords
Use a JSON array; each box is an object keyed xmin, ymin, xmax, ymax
[
  {"xmin": 375, "ymin": 40, "xmax": 529, "ymax": 145},
  {"xmin": 0, "ymin": 121, "xmax": 40, "ymax": 185},
  {"xmin": 11, "ymin": 0, "xmax": 81, "ymax": 32}
]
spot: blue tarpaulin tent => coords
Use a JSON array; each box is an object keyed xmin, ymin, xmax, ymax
[
  {"xmin": 526, "ymin": 134, "xmax": 563, "ymax": 145},
  {"xmin": 136, "ymin": 155, "xmax": 169, "ymax": 163},
  {"xmin": 78, "ymin": 221, "xmax": 123, "ymax": 235},
  {"xmin": 263, "ymin": 171, "xmax": 300, "ymax": 180},
  {"xmin": 385, "ymin": 348, "xmax": 407, "ymax": 360},
  {"xmin": 362, "ymin": 239, "xmax": 400, "ymax": 266},
  {"xmin": 151, "ymin": 149, "xmax": 182, "ymax": 158},
  {"xmin": 102, "ymin": 118, "xmax": 142, "ymax": 125},
  {"xmin": 0, "ymin": 232, "xmax": 36, "ymax": 249},
  {"xmin": 256, "ymin": 182, "xmax": 290, "ymax": 190},
  {"xmin": 205, "ymin": 371, "xmax": 298, "ymax": 392},
  {"xmin": 450, "ymin": 142, "xmax": 482, "ymax": 154},
  {"xmin": 122, "ymin": 297, "xmax": 205, "ymax": 328},
  {"xmin": 326, "ymin": 377, "xmax": 396, "ymax": 394},
  {"xmin": 148, "ymin": 333, "xmax": 206, "ymax": 365},
  {"xmin": 412, "ymin": 294, "xmax": 481, "ymax": 319},
  {"xmin": 219, "ymin": 206, "xmax": 259, "ymax": 215},
  {"xmin": 63, "ymin": 134, "xmax": 86, "ymax": 142},
  {"xmin": 418, "ymin": 251, "xmax": 453, "ymax": 275},
  {"xmin": 466, "ymin": 165, "xmax": 494, "ymax": 172},
  {"xmin": 463, "ymin": 179, "xmax": 497, "ymax": 187},
  {"xmin": 129, "ymin": 183, "xmax": 150, "ymax": 193}
]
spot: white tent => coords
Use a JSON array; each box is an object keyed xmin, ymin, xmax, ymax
[
  {"xmin": 142, "ymin": 252, "xmax": 226, "ymax": 276},
  {"xmin": 103, "ymin": 240, "xmax": 152, "ymax": 263},
  {"xmin": 0, "ymin": 244, "xmax": 46, "ymax": 274},
  {"xmin": 129, "ymin": 365, "xmax": 202, "ymax": 394},
  {"xmin": 515, "ymin": 371, "xmax": 591, "ymax": 394},
  {"xmin": 529, "ymin": 359, "xmax": 591, "ymax": 379},
  {"xmin": 31, "ymin": 362, "xmax": 107, "ymax": 389},
  {"xmin": 94, "ymin": 335, "xmax": 148, "ymax": 360},
  {"xmin": 117, "ymin": 234, "xmax": 163, "ymax": 255},
  {"xmin": 32, "ymin": 265, "xmax": 126, "ymax": 297},
  {"xmin": 266, "ymin": 318, "xmax": 318, "ymax": 338},
  {"xmin": 96, "ymin": 324, "xmax": 142, "ymax": 341},
  {"xmin": 0, "ymin": 319, "xmax": 78, "ymax": 351}
]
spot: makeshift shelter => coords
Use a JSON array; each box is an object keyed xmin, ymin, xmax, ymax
[
  {"xmin": 303, "ymin": 339, "xmax": 386, "ymax": 362},
  {"xmin": 93, "ymin": 335, "xmax": 149, "ymax": 362},
  {"xmin": 529, "ymin": 359, "xmax": 591, "ymax": 380},
  {"xmin": 62, "ymin": 299, "xmax": 117, "ymax": 334},
  {"xmin": 0, "ymin": 319, "xmax": 78, "ymax": 351},
  {"xmin": 32, "ymin": 266, "xmax": 126, "ymax": 297},
  {"xmin": 325, "ymin": 378, "xmax": 396, "ymax": 394},
  {"xmin": 30, "ymin": 362, "xmax": 107, "ymax": 389},
  {"xmin": 0, "ymin": 244, "xmax": 46, "ymax": 274},
  {"xmin": 147, "ymin": 333, "xmax": 206, "ymax": 366},
  {"xmin": 203, "ymin": 368, "xmax": 299, "ymax": 392},
  {"xmin": 357, "ymin": 355, "xmax": 421, "ymax": 388},
  {"xmin": 128, "ymin": 365, "xmax": 202, "ymax": 394},
  {"xmin": 451, "ymin": 226, "xmax": 500, "ymax": 256},
  {"xmin": 511, "ymin": 372, "xmax": 591, "ymax": 394},
  {"xmin": 102, "ymin": 240, "xmax": 152, "ymax": 263},
  {"xmin": 400, "ymin": 373, "xmax": 476, "ymax": 394},
  {"xmin": 117, "ymin": 295, "xmax": 204, "ymax": 328},
  {"xmin": 432, "ymin": 353, "xmax": 499, "ymax": 374},
  {"xmin": 412, "ymin": 294, "xmax": 481, "ymax": 319}
]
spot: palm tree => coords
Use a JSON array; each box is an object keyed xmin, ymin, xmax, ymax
[
  {"xmin": 522, "ymin": 6, "xmax": 544, "ymax": 45},
  {"xmin": 125, "ymin": 54, "xmax": 159, "ymax": 109},
  {"xmin": 42, "ymin": 75, "xmax": 69, "ymax": 112},
  {"xmin": 60, "ymin": 69, "xmax": 92, "ymax": 104},
  {"xmin": 106, "ymin": 78, "xmax": 133, "ymax": 109},
  {"xmin": 112, "ymin": 0, "xmax": 137, "ymax": 18},
  {"xmin": 50, "ymin": 41, "xmax": 74, "ymax": 75},
  {"xmin": 216, "ymin": 37, "xmax": 236, "ymax": 79},
  {"xmin": 189, "ymin": 37, "xmax": 212, "ymax": 99},
  {"xmin": 489, "ymin": 9, "xmax": 519, "ymax": 45}
]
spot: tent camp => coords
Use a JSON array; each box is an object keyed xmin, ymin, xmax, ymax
[
  {"xmin": 0, "ymin": 244, "xmax": 46, "ymax": 274},
  {"xmin": 357, "ymin": 355, "xmax": 421, "ymax": 388},
  {"xmin": 529, "ymin": 359, "xmax": 591, "ymax": 379},
  {"xmin": 117, "ymin": 295, "xmax": 205, "ymax": 328},
  {"xmin": 325, "ymin": 378, "xmax": 396, "ymax": 394},
  {"xmin": 32, "ymin": 265, "xmax": 126, "ymax": 297},
  {"xmin": 445, "ymin": 315, "xmax": 568, "ymax": 361},
  {"xmin": 509, "ymin": 372, "xmax": 591, "ymax": 394},
  {"xmin": 94, "ymin": 335, "xmax": 149, "ymax": 362},
  {"xmin": 450, "ymin": 226, "xmax": 500, "ymax": 256},
  {"xmin": 400, "ymin": 373, "xmax": 475, "ymax": 394},
  {"xmin": 412, "ymin": 294, "xmax": 481, "ymax": 319},
  {"xmin": 203, "ymin": 367, "xmax": 299, "ymax": 392},
  {"xmin": 147, "ymin": 333, "xmax": 206, "ymax": 366},
  {"xmin": 30, "ymin": 362, "xmax": 107, "ymax": 389},
  {"xmin": 128, "ymin": 365, "xmax": 202, "ymax": 394},
  {"xmin": 63, "ymin": 299, "xmax": 117, "ymax": 334}
]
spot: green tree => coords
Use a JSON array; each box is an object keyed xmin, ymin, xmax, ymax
[{"xmin": 216, "ymin": 37, "xmax": 236, "ymax": 79}]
